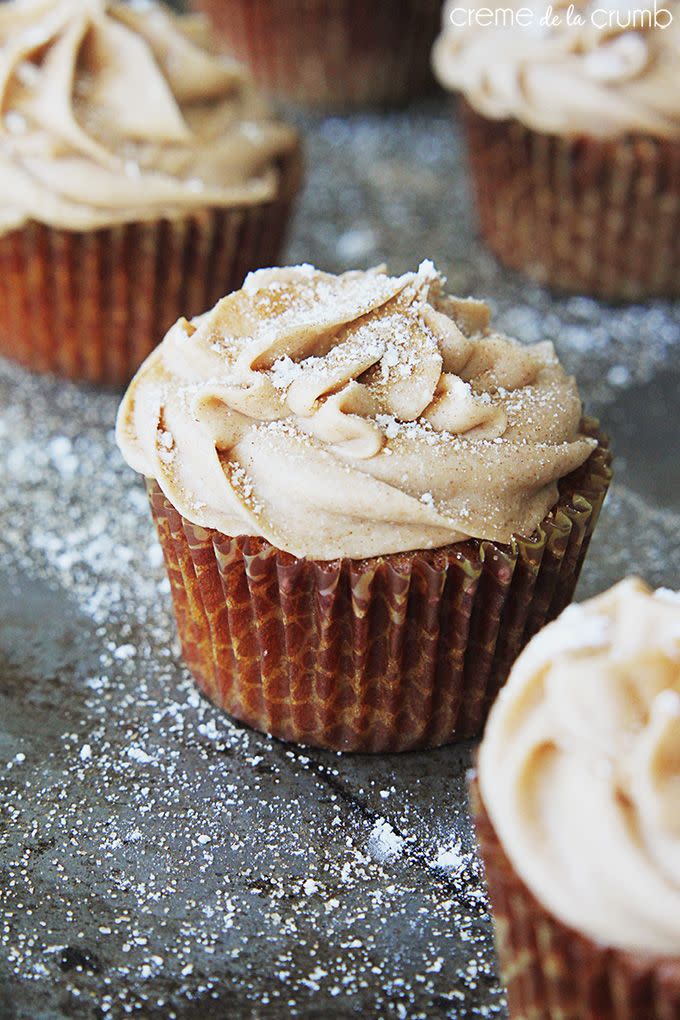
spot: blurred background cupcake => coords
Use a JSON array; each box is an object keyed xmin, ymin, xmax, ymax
[
  {"xmin": 472, "ymin": 578, "xmax": 680, "ymax": 1020},
  {"xmin": 432, "ymin": 0, "xmax": 680, "ymax": 300},
  {"xmin": 0, "ymin": 0, "xmax": 301, "ymax": 386},
  {"xmin": 117, "ymin": 261, "xmax": 611, "ymax": 753},
  {"xmin": 190, "ymin": 0, "xmax": 443, "ymax": 109}
]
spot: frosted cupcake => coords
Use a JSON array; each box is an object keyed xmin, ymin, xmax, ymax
[
  {"xmin": 0, "ymin": 0, "xmax": 300, "ymax": 384},
  {"xmin": 432, "ymin": 0, "xmax": 680, "ymax": 299},
  {"xmin": 116, "ymin": 261, "xmax": 611, "ymax": 752},
  {"xmin": 473, "ymin": 578, "xmax": 680, "ymax": 1020},
  {"xmin": 191, "ymin": 0, "xmax": 442, "ymax": 109}
]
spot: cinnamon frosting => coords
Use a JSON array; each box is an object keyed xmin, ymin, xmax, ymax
[
  {"xmin": 0, "ymin": 0, "xmax": 298, "ymax": 234},
  {"xmin": 116, "ymin": 262, "xmax": 595, "ymax": 560},
  {"xmin": 432, "ymin": 0, "xmax": 680, "ymax": 137},
  {"xmin": 479, "ymin": 578, "xmax": 680, "ymax": 956}
]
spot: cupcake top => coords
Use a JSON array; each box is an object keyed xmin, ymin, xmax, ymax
[
  {"xmin": 116, "ymin": 261, "xmax": 595, "ymax": 560},
  {"xmin": 479, "ymin": 578, "xmax": 680, "ymax": 956},
  {"xmin": 0, "ymin": 0, "xmax": 298, "ymax": 233},
  {"xmin": 432, "ymin": 0, "xmax": 680, "ymax": 137}
]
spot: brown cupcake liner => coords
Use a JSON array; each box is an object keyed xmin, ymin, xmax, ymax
[
  {"xmin": 470, "ymin": 776, "xmax": 680, "ymax": 1020},
  {"xmin": 193, "ymin": 0, "xmax": 442, "ymax": 109},
  {"xmin": 0, "ymin": 147, "xmax": 302, "ymax": 386},
  {"xmin": 144, "ymin": 419, "xmax": 610, "ymax": 753},
  {"xmin": 461, "ymin": 101, "xmax": 680, "ymax": 300}
]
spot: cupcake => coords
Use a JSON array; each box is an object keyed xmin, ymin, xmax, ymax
[
  {"xmin": 472, "ymin": 578, "xmax": 680, "ymax": 1020},
  {"xmin": 0, "ymin": 0, "xmax": 301, "ymax": 385},
  {"xmin": 116, "ymin": 261, "xmax": 611, "ymax": 752},
  {"xmin": 432, "ymin": 0, "xmax": 680, "ymax": 300},
  {"xmin": 191, "ymin": 0, "xmax": 443, "ymax": 109}
]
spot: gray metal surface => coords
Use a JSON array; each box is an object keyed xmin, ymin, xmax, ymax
[{"xmin": 1, "ymin": 102, "xmax": 679, "ymax": 1020}]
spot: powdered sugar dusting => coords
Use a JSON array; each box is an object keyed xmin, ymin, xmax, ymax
[
  {"xmin": 0, "ymin": 355, "xmax": 506, "ymax": 1018},
  {"xmin": 1, "ymin": 100, "xmax": 680, "ymax": 1020}
]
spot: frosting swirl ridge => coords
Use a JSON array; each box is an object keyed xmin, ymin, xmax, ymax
[
  {"xmin": 432, "ymin": 0, "xmax": 680, "ymax": 137},
  {"xmin": 116, "ymin": 262, "xmax": 595, "ymax": 560},
  {"xmin": 0, "ymin": 0, "xmax": 297, "ymax": 233},
  {"xmin": 479, "ymin": 578, "xmax": 680, "ymax": 955}
]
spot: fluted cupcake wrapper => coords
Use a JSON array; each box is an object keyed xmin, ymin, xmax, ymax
[
  {"xmin": 461, "ymin": 102, "xmax": 680, "ymax": 301},
  {"xmin": 0, "ymin": 148, "xmax": 302, "ymax": 386},
  {"xmin": 146, "ymin": 420, "xmax": 610, "ymax": 753},
  {"xmin": 193, "ymin": 0, "xmax": 441, "ymax": 109},
  {"xmin": 470, "ymin": 777, "xmax": 680, "ymax": 1020}
]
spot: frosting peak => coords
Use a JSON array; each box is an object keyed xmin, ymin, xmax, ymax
[
  {"xmin": 0, "ymin": 0, "xmax": 297, "ymax": 232},
  {"xmin": 116, "ymin": 263, "xmax": 595, "ymax": 560},
  {"xmin": 480, "ymin": 578, "xmax": 680, "ymax": 955},
  {"xmin": 432, "ymin": 0, "xmax": 680, "ymax": 138}
]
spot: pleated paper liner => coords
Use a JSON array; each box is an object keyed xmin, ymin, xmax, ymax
[
  {"xmin": 461, "ymin": 101, "xmax": 680, "ymax": 301},
  {"xmin": 147, "ymin": 420, "xmax": 610, "ymax": 752},
  {"xmin": 0, "ymin": 146, "xmax": 302, "ymax": 387},
  {"xmin": 470, "ymin": 776, "xmax": 680, "ymax": 1020},
  {"xmin": 146, "ymin": 420, "xmax": 610, "ymax": 753},
  {"xmin": 192, "ymin": 0, "xmax": 441, "ymax": 109}
]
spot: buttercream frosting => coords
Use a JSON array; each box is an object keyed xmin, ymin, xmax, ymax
[
  {"xmin": 479, "ymin": 577, "xmax": 680, "ymax": 956},
  {"xmin": 0, "ymin": 0, "xmax": 298, "ymax": 233},
  {"xmin": 432, "ymin": 0, "xmax": 680, "ymax": 137},
  {"xmin": 116, "ymin": 262, "xmax": 595, "ymax": 560}
]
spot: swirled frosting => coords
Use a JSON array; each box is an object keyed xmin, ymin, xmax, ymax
[
  {"xmin": 479, "ymin": 578, "xmax": 680, "ymax": 955},
  {"xmin": 432, "ymin": 0, "xmax": 680, "ymax": 137},
  {"xmin": 116, "ymin": 262, "xmax": 595, "ymax": 560},
  {"xmin": 0, "ymin": 0, "xmax": 297, "ymax": 233}
]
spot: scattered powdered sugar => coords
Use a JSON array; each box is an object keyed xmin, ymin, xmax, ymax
[
  {"xmin": 243, "ymin": 269, "xmax": 406, "ymax": 347},
  {"xmin": 607, "ymin": 364, "xmax": 631, "ymax": 387},
  {"xmin": 1, "ymin": 102, "xmax": 679, "ymax": 1020},
  {"xmin": 367, "ymin": 819, "xmax": 405, "ymax": 863},
  {"xmin": 270, "ymin": 354, "xmax": 303, "ymax": 391},
  {"xmin": 335, "ymin": 227, "xmax": 378, "ymax": 261},
  {"xmin": 374, "ymin": 414, "xmax": 449, "ymax": 446},
  {"xmin": 225, "ymin": 462, "xmax": 263, "ymax": 515},
  {"xmin": 380, "ymin": 342, "xmax": 400, "ymax": 376},
  {"xmin": 378, "ymin": 414, "xmax": 401, "ymax": 440},
  {"xmin": 373, "ymin": 413, "xmax": 500, "ymax": 452},
  {"xmin": 243, "ymin": 263, "xmax": 316, "ymax": 294},
  {"xmin": 415, "ymin": 259, "xmax": 442, "ymax": 286},
  {"xmin": 219, "ymin": 262, "xmax": 447, "ymax": 415},
  {"xmin": 126, "ymin": 745, "xmax": 156, "ymax": 765},
  {"xmin": 156, "ymin": 429, "xmax": 175, "ymax": 465},
  {"xmin": 0, "ymin": 369, "xmax": 506, "ymax": 1015},
  {"xmin": 428, "ymin": 840, "xmax": 470, "ymax": 875}
]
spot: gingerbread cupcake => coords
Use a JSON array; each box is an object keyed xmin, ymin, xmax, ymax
[
  {"xmin": 472, "ymin": 578, "xmax": 680, "ymax": 1020},
  {"xmin": 0, "ymin": 0, "xmax": 301, "ymax": 385},
  {"xmin": 116, "ymin": 261, "xmax": 610, "ymax": 752},
  {"xmin": 432, "ymin": 0, "xmax": 680, "ymax": 299},
  {"xmin": 191, "ymin": 0, "xmax": 443, "ymax": 109}
]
